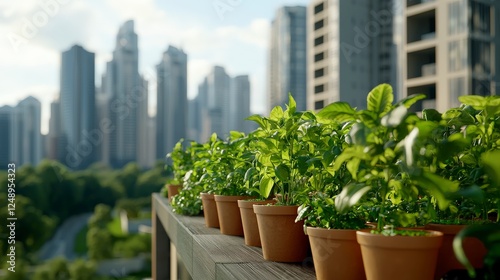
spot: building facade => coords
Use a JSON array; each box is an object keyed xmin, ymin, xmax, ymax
[
  {"xmin": 11, "ymin": 97, "xmax": 42, "ymax": 167},
  {"xmin": 59, "ymin": 44, "xmax": 96, "ymax": 169},
  {"xmin": 268, "ymin": 6, "xmax": 307, "ymax": 112},
  {"xmin": 156, "ymin": 46, "xmax": 188, "ymax": 160},
  {"xmin": 104, "ymin": 20, "xmax": 147, "ymax": 168},
  {"xmin": 403, "ymin": 0, "xmax": 500, "ymax": 112},
  {"xmin": 307, "ymin": 0, "xmax": 397, "ymax": 110}
]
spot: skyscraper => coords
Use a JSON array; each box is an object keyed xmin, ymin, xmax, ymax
[
  {"xmin": 207, "ymin": 66, "xmax": 231, "ymax": 138},
  {"xmin": 229, "ymin": 75, "xmax": 251, "ymax": 133},
  {"xmin": 156, "ymin": 46, "xmax": 188, "ymax": 160},
  {"xmin": 11, "ymin": 97, "xmax": 42, "ymax": 166},
  {"xmin": 268, "ymin": 6, "xmax": 307, "ymax": 112},
  {"xmin": 0, "ymin": 106, "xmax": 13, "ymax": 168},
  {"xmin": 403, "ymin": 0, "xmax": 500, "ymax": 111},
  {"xmin": 59, "ymin": 44, "xmax": 96, "ymax": 169},
  {"xmin": 195, "ymin": 66, "xmax": 252, "ymax": 140},
  {"xmin": 307, "ymin": 0, "xmax": 397, "ymax": 110},
  {"xmin": 105, "ymin": 20, "xmax": 145, "ymax": 168},
  {"xmin": 47, "ymin": 100, "xmax": 64, "ymax": 161}
]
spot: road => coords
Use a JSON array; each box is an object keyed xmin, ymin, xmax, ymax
[{"xmin": 37, "ymin": 213, "xmax": 92, "ymax": 261}]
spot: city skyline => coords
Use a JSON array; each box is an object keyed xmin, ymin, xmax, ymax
[{"xmin": 0, "ymin": 0, "xmax": 310, "ymax": 134}]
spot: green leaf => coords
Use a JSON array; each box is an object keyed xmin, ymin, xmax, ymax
[
  {"xmin": 335, "ymin": 183, "xmax": 371, "ymax": 213},
  {"xmin": 459, "ymin": 95, "xmax": 486, "ymax": 110},
  {"xmin": 246, "ymin": 114, "xmax": 267, "ymax": 129},
  {"xmin": 381, "ymin": 105, "xmax": 408, "ymax": 127},
  {"xmin": 422, "ymin": 109, "xmax": 442, "ymax": 121},
  {"xmin": 453, "ymin": 224, "xmax": 500, "ymax": 278},
  {"xmin": 415, "ymin": 171, "xmax": 459, "ymax": 210},
  {"xmin": 316, "ymin": 102, "xmax": 356, "ymax": 123},
  {"xmin": 244, "ymin": 167, "xmax": 256, "ymax": 182},
  {"xmin": 286, "ymin": 93, "xmax": 297, "ymax": 115},
  {"xmin": 481, "ymin": 150, "xmax": 500, "ymax": 187},
  {"xmin": 270, "ymin": 106, "xmax": 284, "ymax": 121},
  {"xmin": 275, "ymin": 164, "xmax": 291, "ymax": 182},
  {"xmin": 396, "ymin": 94, "xmax": 426, "ymax": 109},
  {"xmin": 367, "ymin": 83, "xmax": 394, "ymax": 117},
  {"xmin": 349, "ymin": 123, "xmax": 370, "ymax": 146},
  {"xmin": 259, "ymin": 176, "xmax": 274, "ymax": 199}
]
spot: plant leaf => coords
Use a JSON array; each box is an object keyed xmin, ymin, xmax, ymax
[
  {"xmin": 335, "ymin": 183, "xmax": 371, "ymax": 213},
  {"xmin": 367, "ymin": 83, "xmax": 394, "ymax": 117},
  {"xmin": 459, "ymin": 95, "xmax": 486, "ymax": 110},
  {"xmin": 275, "ymin": 164, "xmax": 291, "ymax": 182},
  {"xmin": 381, "ymin": 105, "xmax": 408, "ymax": 127},
  {"xmin": 415, "ymin": 171, "xmax": 459, "ymax": 210},
  {"xmin": 259, "ymin": 176, "xmax": 274, "ymax": 199},
  {"xmin": 422, "ymin": 109, "xmax": 442, "ymax": 121},
  {"xmin": 317, "ymin": 102, "xmax": 356, "ymax": 123},
  {"xmin": 396, "ymin": 93, "xmax": 426, "ymax": 108}
]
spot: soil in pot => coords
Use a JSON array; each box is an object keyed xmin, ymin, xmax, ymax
[
  {"xmin": 200, "ymin": 193, "xmax": 219, "ymax": 228},
  {"xmin": 214, "ymin": 195, "xmax": 251, "ymax": 236},
  {"xmin": 356, "ymin": 229, "xmax": 443, "ymax": 280},
  {"xmin": 253, "ymin": 204, "xmax": 309, "ymax": 262},
  {"xmin": 425, "ymin": 224, "xmax": 487, "ymax": 280},
  {"xmin": 307, "ymin": 227, "xmax": 365, "ymax": 280},
  {"xmin": 238, "ymin": 199, "xmax": 274, "ymax": 247}
]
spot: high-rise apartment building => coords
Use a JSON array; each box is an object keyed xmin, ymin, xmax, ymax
[
  {"xmin": 307, "ymin": 0, "xmax": 397, "ymax": 110},
  {"xmin": 156, "ymin": 46, "xmax": 188, "ymax": 160},
  {"xmin": 194, "ymin": 66, "xmax": 252, "ymax": 140},
  {"xmin": 59, "ymin": 44, "xmax": 96, "ymax": 169},
  {"xmin": 0, "ymin": 106, "xmax": 13, "ymax": 168},
  {"xmin": 229, "ymin": 75, "xmax": 252, "ymax": 133},
  {"xmin": 268, "ymin": 6, "xmax": 307, "ymax": 112},
  {"xmin": 47, "ymin": 100, "xmax": 64, "ymax": 161},
  {"xmin": 104, "ymin": 20, "xmax": 146, "ymax": 168},
  {"xmin": 403, "ymin": 0, "xmax": 500, "ymax": 111},
  {"xmin": 11, "ymin": 97, "xmax": 42, "ymax": 166}
]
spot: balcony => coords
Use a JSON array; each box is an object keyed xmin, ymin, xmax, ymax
[{"xmin": 151, "ymin": 194, "xmax": 315, "ymax": 280}]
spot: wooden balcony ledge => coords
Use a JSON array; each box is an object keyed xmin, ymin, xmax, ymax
[{"xmin": 152, "ymin": 193, "xmax": 316, "ymax": 280}]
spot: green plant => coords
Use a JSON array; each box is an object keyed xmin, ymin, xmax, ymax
[
  {"xmin": 319, "ymin": 84, "xmax": 459, "ymax": 231},
  {"xmin": 247, "ymin": 94, "xmax": 317, "ymax": 205},
  {"xmin": 433, "ymin": 95, "xmax": 500, "ymax": 223},
  {"xmin": 166, "ymin": 139, "xmax": 192, "ymax": 185},
  {"xmin": 453, "ymin": 150, "xmax": 500, "ymax": 279}
]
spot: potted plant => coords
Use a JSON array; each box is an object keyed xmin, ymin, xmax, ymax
[
  {"xmin": 323, "ymin": 84, "xmax": 458, "ymax": 280},
  {"xmin": 164, "ymin": 139, "xmax": 191, "ymax": 201},
  {"xmin": 293, "ymin": 118, "xmax": 369, "ymax": 280},
  {"xmin": 210, "ymin": 132, "xmax": 255, "ymax": 236},
  {"xmin": 453, "ymin": 150, "xmax": 500, "ymax": 280},
  {"xmin": 237, "ymin": 130, "xmax": 275, "ymax": 247},
  {"xmin": 249, "ymin": 94, "xmax": 313, "ymax": 262},
  {"xmin": 423, "ymin": 95, "xmax": 500, "ymax": 278}
]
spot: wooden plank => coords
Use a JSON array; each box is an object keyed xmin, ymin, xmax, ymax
[
  {"xmin": 216, "ymin": 263, "xmax": 316, "ymax": 280},
  {"xmin": 152, "ymin": 193, "xmax": 316, "ymax": 280},
  {"xmin": 192, "ymin": 235, "xmax": 264, "ymax": 279}
]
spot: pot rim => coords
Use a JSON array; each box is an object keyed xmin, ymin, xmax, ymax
[
  {"xmin": 253, "ymin": 204, "xmax": 299, "ymax": 215},
  {"xmin": 214, "ymin": 195, "xmax": 253, "ymax": 202},
  {"xmin": 306, "ymin": 226, "xmax": 358, "ymax": 240},
  {"xmin": 237, "ymin": 199, "xmax": 274, "ymax": 208},
  {"xmin": 356, "ymin": 229, "xmax": 443, "ymax": 249}
]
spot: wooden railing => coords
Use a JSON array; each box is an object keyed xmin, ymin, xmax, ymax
[{"xmin": 151, "ymin": 193, "xmax": 316, "ymax": 280}]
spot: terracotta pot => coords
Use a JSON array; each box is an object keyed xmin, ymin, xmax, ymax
[
  {"xmin": 253, "ymin": 204, "xmax": 308, "ymax": 262},
  {"xmin": 307, "ymin": 227, "xmax": 365, "ymax": 280},
  {"xmin": 356, "ymin": 229, "xmax": 443, "ymax": 280},
  {"xmin": 425, "ymin": 224, "xmax": 487, "ymax": 279},
  {"xmin": 200, "ymin": 193, "xmax": 219, "ymax": 228},
  {"xmin": 214, "ymin": 195, "xmax": 251, "ymax": 236},
  {"xmin": 167, "ymin": 184, "xmax": 182, "ymax": 202},
  {"xmin": 238, "ymin": 200, "xmax": 274, "ymax": 247}
]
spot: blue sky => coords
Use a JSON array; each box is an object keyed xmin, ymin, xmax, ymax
[{"xmin": 0, "ymin": 0, "xmax": 309, "ymax": 133}]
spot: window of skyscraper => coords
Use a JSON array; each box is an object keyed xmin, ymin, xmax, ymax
[
  {"xmin": 471, "ymin": 40, "xmax": 492, "ymax": 75},
  {"xmin": 314, "ymin": 84, "xmax": 325, "ymax": 94},
  {"xmin": 448, "ymin": 0, "xmax": 467, "ymax": 35},
  {"xmin": 471, "ymin": 2, "xmax": 491, "ymax": 36},
  {"xmin": 314, "ymin": 52, "xmax": 325, "ymax": 62},
  {"xmin": 315, "ymin": 100, "xmax": 325, "ymax": 109},
  {"xmin": 314, "ymin": 19, "xmax": 324, "ymax": 30},
  {"xmin": 314, "ymin": 68, "xmax": 325, "ymax": 78},
  {"xmin": 448, "ymin": 39, "xmax": 467, "ymax": 72},
  {"xmin": 314, "ymin": 36, "xmax": 325, "ymax": 46},
  {"xmin": 472, "ymin": 79, "xmax": 492, "ymax": 96},
  {"xmin": 314, "ymin": 3, "xmax": 324, "ymax": 14},
  {"xmin": 449, "ymin": 77, "xmax": 466, "ymax": 108}
]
